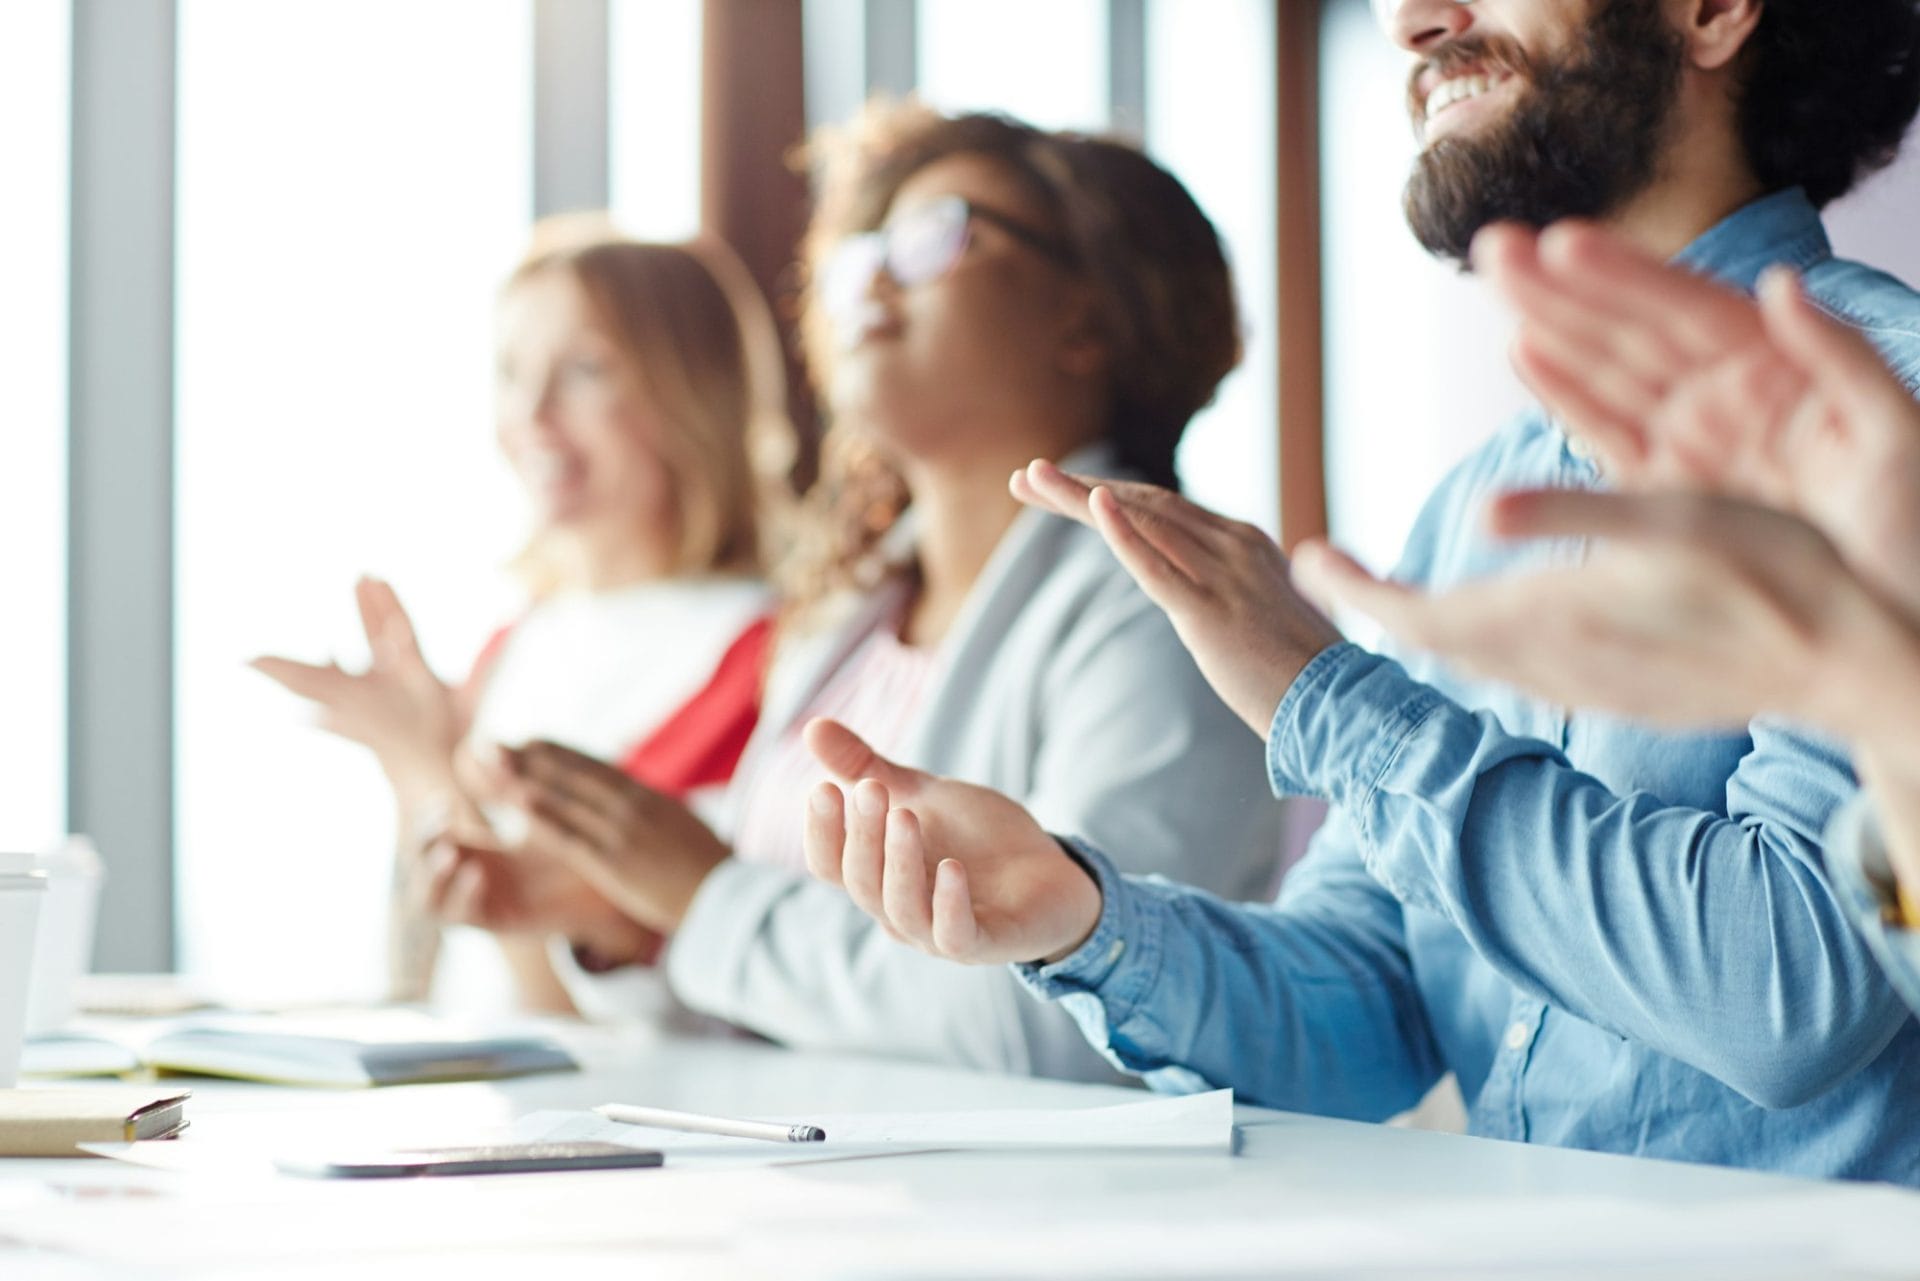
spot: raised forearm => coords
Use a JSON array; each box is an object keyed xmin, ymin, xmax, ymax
[{"xmin": 1274, "ymin": 646, "xmax": 1900, "ymax": 1107}]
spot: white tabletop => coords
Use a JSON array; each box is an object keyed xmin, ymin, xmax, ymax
[{"xmin": 3, "ymin": 1021, "xmax": 1917, "ymax": 1279}]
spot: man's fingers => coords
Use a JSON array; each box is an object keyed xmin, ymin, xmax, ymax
[
  {"xmin": 1086, "ymin": 486, "xmax": 1212, "ymax": 608},
  {"xmin": 1022, "ymin": 460, "xmax": 1234, "ymax": 542},
  {"xmin": 1289, "ymin": 542, "xmax": 1434, "ymax": 646},
  {"xmin": 1537, "ymin": 222, "xmax": 1759, "ymax": 363},
  {"xmin": 1487, "ymin": 488, "xmax": 1744, "ymax": 550},
  {"xmin": 1482, "ymin": 223, "xmax": 1667, "ymax": 376},
  {"xmin": 928, "ymin": 858, "xmax": 984, "ymax": 961},
  {"xmin": 1760, "ymin": 268, "xmax": 1918, "ymax": 424},
  {"xmin": 1468, "ymin": 220, "xmax": 1543, "ymax": 282},
  {"xmin": 802, "ymin": 783, "xmax": 848, "ymax": 888},
  {"xmin": 1011, "ymin": 459, "xmax": 1098, "ymax": 525},
  {"xmin": 881, "ymin": 808, "xmax": 936, "ymax": 945},
  {"xmin": 1487, "ymin": 488, "xmax": 1655, "ymax": 542},
  {"xmin": 1288, "ymin": 540, "xmax": 1374, "ymax": 616},
  {"xmin": 1509, "ymin": 338, "xmax": 1654, "ymax": 478},
  {"xmin": 803, "ymin": 718, "xmax": 921, "ymax": 793}
]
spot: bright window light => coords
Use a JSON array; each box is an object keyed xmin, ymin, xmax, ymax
[
  {"xmin": 0, "ymin": 0, "xmax": 71, "ymax": 856},
  {"xmin": 1148, "ymin": 0, "xmax": 1280, "ymax": 534},
  {"xmin": 1320, "ymin": 0, "xmax": 1532, "ymax": 574},
  {"xmin": 917, "ymin": 0, "xmax": 1110, "ymax": 132},
  {"xmin": 609, "ymin": 0, "xmax": 704, "ymax": 241},
  {"xmin": 175, "ymin": 0, "xmax": 534, "ymax": 1002}
]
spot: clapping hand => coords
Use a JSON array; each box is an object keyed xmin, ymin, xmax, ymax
[
  {"xmin": 1293, "ymin": 489, "xmax": 1920, "ymax": 742},
  {"xmin": 252, "ymin": 576, "xmax": 464, "ymax": 791},
  {"xmin": 1475, "ymin": 221, "xmax": 1920, "ymax": 613},
  {"xmin": 460, "ymin": 740, "xmax": 729, "ymax": 933},
  {"xmin": 1010, "ymin": 460, "xmax": 1343, "ymax": 735}
]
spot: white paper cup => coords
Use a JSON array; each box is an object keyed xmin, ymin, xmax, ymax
[
  {"xmin": 19, "ymin": 839, "xmax": 106, "ymax": 1033},
  {"xmin": 0, "ymin": 872, "xmax": 48, "ymax": 1088}
]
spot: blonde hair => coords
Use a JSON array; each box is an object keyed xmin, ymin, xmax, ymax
[{"xmin": 503, "ymin": 216, "xmax": 794, "ymax": 593}]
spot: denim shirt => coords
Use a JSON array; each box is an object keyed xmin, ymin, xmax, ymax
[{"xmin": 1021, "ymin": 189, "xmax": 1920, "ymax": 1185}]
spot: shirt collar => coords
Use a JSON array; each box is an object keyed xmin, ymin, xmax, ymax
[{"xmin": 1672, "ymin": 186, "xmax": 1832, "ymax": 289}]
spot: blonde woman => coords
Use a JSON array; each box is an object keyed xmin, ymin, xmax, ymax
[{"xmin": 255, "ymin": 219, "xmax": 792, "ymax": 1012}]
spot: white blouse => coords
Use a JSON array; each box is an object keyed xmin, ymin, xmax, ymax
[{"xmin": 432, "ymin": 575, "xmax": 771, "ymax": 1017}]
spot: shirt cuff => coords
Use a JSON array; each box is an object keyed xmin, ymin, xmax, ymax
[
  {"xmin": 1015, "ymin": 838, "xmax": 1164, "ymax": 1029},
  {"xmin": 1265, "ymin": 642, "xmax": 1446, "ymax": 805}
]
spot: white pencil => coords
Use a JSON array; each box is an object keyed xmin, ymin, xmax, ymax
[{"xmin": 593, "ymin": 1103, "xmax": 826, "ymax": 1144}]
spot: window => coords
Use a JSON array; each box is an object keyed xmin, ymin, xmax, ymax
[
  {"xmin": 1147, "ymin": 0, "xmax": 1279, "ymax": 533},
  {"xmin": 174, "ymin": 0, "xmax": 534, "ymax": 1001},
  {"xmin": 609, "ymin": 0, "xmax": 704, "ymax": 241},
  {"xmin": 1319, "ymin": 0, "xmax": 1533, "ymax": 573},
  {"xmin": 0, "ymin": 0, "xmax": 72, "ymax": 855},
  {"xmin": 916, "ymin": 0, "xmax": 1111, "ymax": 132}
]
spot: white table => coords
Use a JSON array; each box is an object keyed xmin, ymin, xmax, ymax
[{"xmin": 3, "ymin": 1023, "xmax": 1917, "ymax": 1279}]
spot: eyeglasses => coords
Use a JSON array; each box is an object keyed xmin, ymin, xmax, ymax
[
  {"xmin": 1372, "ymin": 0, "xmax": 1475, "ymax": 32},
  {"xmin": 820, "ymin": 194, "xmax": 1076, "ymax": 323}
]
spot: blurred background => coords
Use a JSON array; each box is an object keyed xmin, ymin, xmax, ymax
[{"xmin": 3, "ymin": 0, "xmax": 1917, "ymax": 1002}]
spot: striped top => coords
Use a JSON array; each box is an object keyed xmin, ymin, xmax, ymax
[{"xmin": 730, "ymin": 615, "xmax": 941, "ymax": 873}]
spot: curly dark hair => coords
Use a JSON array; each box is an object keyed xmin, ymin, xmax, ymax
[
  {"xmin": 782, "ymin": 100, "xmax": 1240, "ymax": 617},
  {"xmin": 1737, "ymin": 0, "xmax": 1920, "ymax": 207}
]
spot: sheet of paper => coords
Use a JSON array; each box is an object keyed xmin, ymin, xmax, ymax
[{"xmin": 515, "ymin": 1087, "xmax": 1233, "ymax": 1166}]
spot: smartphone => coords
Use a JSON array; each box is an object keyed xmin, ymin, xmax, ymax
[{"xmin": 275, "ymin": 1140, "xmax": 664, "ymax": 1178}]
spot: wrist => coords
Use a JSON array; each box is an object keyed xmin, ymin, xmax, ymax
[
  {"xmin": 1036, "ymin": 839, "xmax": 1105, "ymax": 966},
  {"xmin": 569, "ymin": 910, "xmax": 660, "ymax": 972},
  {"xmin": 1815, "ymin": 598, "xmax": 1920, "ymax": 747},
  {"xmin": 388, "ymin": 759, "xmax": 462, "ymax": 813},
  {"xmin": 632, "ymin": 848, "xmax": 729, "ymax": 935}
]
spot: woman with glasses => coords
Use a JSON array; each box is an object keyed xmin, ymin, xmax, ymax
[{"xmin": 451, "ymin": 101, "xmax": 1283, "ymax": 1078}]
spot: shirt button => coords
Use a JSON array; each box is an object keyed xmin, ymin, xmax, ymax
[
  {"xmin": 1504, "ymin": 1020, "xmax": 1531, "ymax": 1052},
  {"xmin": 1105, "ymin": 939, "xmax": 1126, "ymax": 966}
]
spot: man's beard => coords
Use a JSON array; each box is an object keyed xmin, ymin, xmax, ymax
[{"xmin": 1403, "ymin": 0, "xmax": 1685, "ymax": 265}]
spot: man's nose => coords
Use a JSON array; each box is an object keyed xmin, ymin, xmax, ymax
[{"xmin": 1376, "ymin": 0, "xmax": 1476, "ymax": 54}]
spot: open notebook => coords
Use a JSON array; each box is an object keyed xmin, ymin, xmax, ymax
[{"xmin": 21, "ymin": 1011, "xmax": 578, "ymax": 1088}]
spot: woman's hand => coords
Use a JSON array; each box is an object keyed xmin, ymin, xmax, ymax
[
  {"xmin": 1475, "ymin": 221, "xmax": 1920, "ymax": 614},
  {"xmin": 801, "ymin": 718, "xmax": 1103, "ymax": 966},
  {"xmin": 1293, "ymin": 489, "xmax": 1920, "ymax": 745},
  {"xmin": 464, "ymin": 740, "xmax": 730, "ymax": 934},
  {"xmin": 1011, "ymin": 460, "xmax": 1343, "ymax": 736},
  {"xmin": 416, "ymin": 837, "xmax": 661, "ymax": 965},
  {"xmin": 252, "ymin": 576, "xmax": 464, "ymax": 792}
]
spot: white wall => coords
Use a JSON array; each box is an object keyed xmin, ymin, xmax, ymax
[{"xmin": 1825, "ymin": 127, "xmax": 1920, "ymax": 287}]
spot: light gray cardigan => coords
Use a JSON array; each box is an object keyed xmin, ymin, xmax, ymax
[{"xmin": 645, "ymin": 452, "xmax": 1285, "ymax": 1081}]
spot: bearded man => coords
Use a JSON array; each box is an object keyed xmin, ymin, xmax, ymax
[{"xmin": 798, "ymin": 0, "xmax": 1920, "ymax": 1183}]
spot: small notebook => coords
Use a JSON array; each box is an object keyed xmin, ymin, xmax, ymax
[
  {"xmin": 0, "ymin": 1088, "xmax": 191, "ymax": 1157},
  {"xmin": 137, "ymin": 1026, "xmax": 578, "ymax": 1088},
  {"xmin": 23, "ymin": 1015, "xmax": 578, "ymax": 1088}
]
